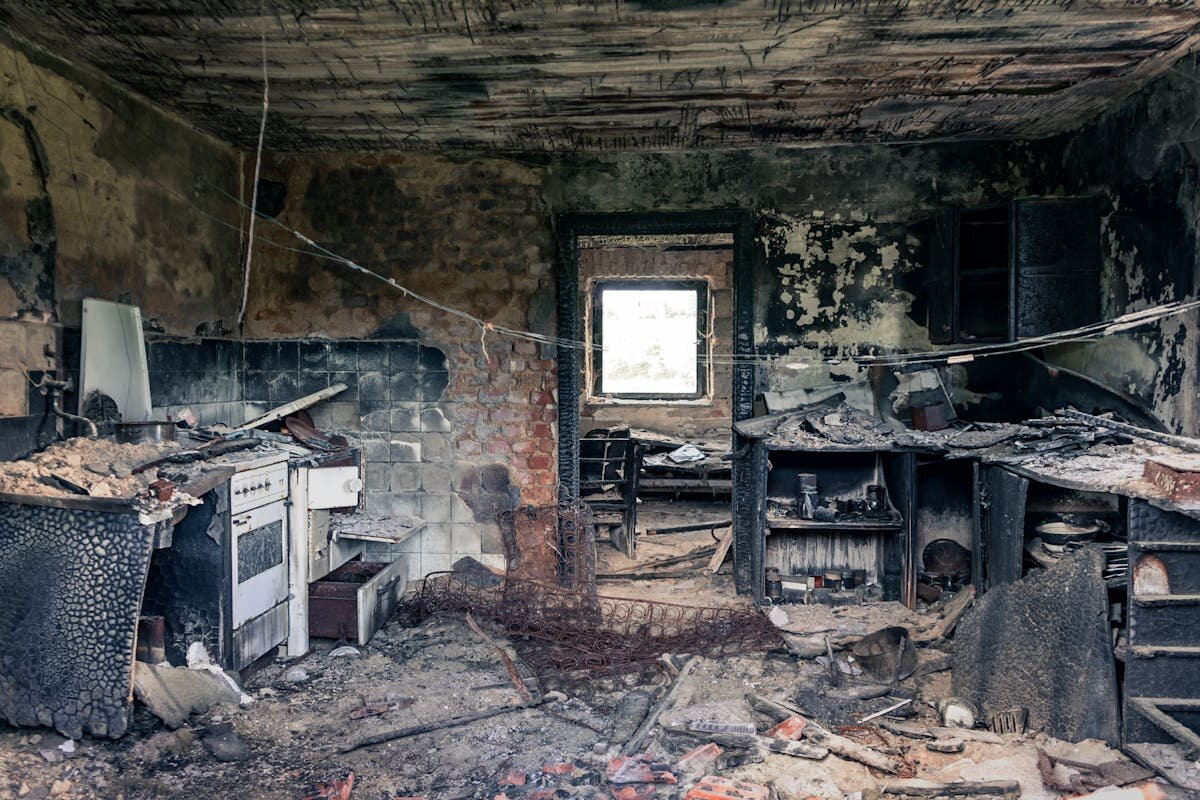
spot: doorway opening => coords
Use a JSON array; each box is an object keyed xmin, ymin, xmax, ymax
[{"xmin": 556, "ymin": 212, "xmax": 755, "ymax": 603}]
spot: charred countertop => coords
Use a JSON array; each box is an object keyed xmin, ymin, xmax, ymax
[
  {"xmin": 0, "ymin": 434, "xmax": 316, "ymax": 523},
  {"xmin": 735, "ymin": 402, "xmax": 1200, "ymax": 519}
]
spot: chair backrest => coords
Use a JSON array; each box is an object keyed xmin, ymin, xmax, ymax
[{"xmin": 579, "ymin": 431, "xmax": 633, "ymax": 490}]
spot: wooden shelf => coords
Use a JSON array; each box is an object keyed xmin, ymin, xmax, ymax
[{"xmin": 766, "ymin": 515, "xmax": 902, "ymax": 532}]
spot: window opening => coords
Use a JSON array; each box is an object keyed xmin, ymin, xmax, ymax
[{"xmin": 591, "ymin": 280, "xmax": 708, "ymax": 400}]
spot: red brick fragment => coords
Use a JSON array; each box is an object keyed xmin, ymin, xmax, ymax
[
  {"xmin": 767, "ymin": 715, "xmax": 807, "ymax": 741},
  {"xmin": 611, "ymin": 786, "xmax": 657, "ymax": 799},
  {"xmin": 683, "ymin": 776, "xmax": 769, "ymax": 800},
  {"xmin": 499, "ymin": 770, "xmax": 526, "ymax": 787},
  {"xmin": 674, "ymin": 742, "xmax": 723, "ymax": 772},
  {"xmin": 606, "ymin": 755, "xmax": 677, "ymax": 785},
  {"xmin": 542, "ymin": 762, "xmax": 576, "ymax": 776}
]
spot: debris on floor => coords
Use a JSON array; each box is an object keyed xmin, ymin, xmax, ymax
[{"xmin": 0, "ymin": 593, "xmax": 1181, "ymax": 800}]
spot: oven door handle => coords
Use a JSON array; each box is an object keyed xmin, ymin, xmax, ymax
[{"xmin": 376, "ymin": 576, "xmax": 402, "ymax": 596}]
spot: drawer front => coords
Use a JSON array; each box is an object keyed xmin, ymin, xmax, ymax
[
  {"xmin": 356, "ymin": 557, "xmax": 407, "ymax": 645},
  {"xmin": 231, "ymin": 462, "xmax": 288, "ymax": 513},
  {"xmin": 307, "ymin": 466, "xmax": 363, "ymax": 510}
]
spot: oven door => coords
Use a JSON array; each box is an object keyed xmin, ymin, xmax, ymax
[{"xmin": 231, "ymin": 501, "xmax": 288, "ymax": 629}]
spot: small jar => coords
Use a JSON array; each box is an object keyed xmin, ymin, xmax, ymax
[{"xmin": 765, "ymin": 568, "xmax": 783, "ymax": 601}]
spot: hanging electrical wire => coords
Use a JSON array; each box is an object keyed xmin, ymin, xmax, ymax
[
  {"xmin": 15, "ymin": 56, "xmax": 1200, "ymax": 373},
  {"xmin": 236, "ymin": 33, "xmax": 270, "ymax": 331}
]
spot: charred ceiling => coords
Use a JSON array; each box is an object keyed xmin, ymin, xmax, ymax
[{"xmin": 1, "ymin": 1, "xmax": 1199, "ymax": 152}]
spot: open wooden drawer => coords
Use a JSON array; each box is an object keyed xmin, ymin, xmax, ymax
[{"xmin": 308, "ymin": 558, "xmax": 407, "ymax": 645}]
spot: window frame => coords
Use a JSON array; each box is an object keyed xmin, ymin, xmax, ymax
[{"xmin": 589, "ymin": 278, "xmax": 710, "ymax": 402}]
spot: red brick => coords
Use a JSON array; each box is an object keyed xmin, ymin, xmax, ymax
[
  {"xmin": 528, "ymin": 454, "xmax": 551, "ymax": 470},
  {"xmin": 486, "ymin": 440, "xmax": 509, "ymax": 455},
  {"xmin": 532, "ymin": 422, "xmax": 553, "ymax": 439},
  {"xmin": 674, "ymin": 743, "xmax": 723, "ymax": 771},
  {"xmin": 611, "ymin": 787, "xmax": 656, "ymax": 800},
  {"xmin": 767, "ymin": 716, "xmax": 806, "ymax": 740},
  {"xmin": 607, "ymin": 755, "xmax": 676, "ymax": 785},
  {"xmin": 530, "ymin": 390, "xmax": 555, "ymax": 405},
  {"xmin": 537, "ymin": 438, "xmax": 556, "ymax": 453}
]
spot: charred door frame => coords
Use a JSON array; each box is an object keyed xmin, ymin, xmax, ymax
[{"xmin": 555, "ymin": 211, "xmax": 756, "ymax": 521}]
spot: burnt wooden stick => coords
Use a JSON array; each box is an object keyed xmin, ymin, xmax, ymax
[
  {"xmin": 746, "ymin": 692, "xmax": 805, "ymax": 722},
  {"xmin": 645, "ymin": 519, "xmax": 732, "ymax": 535},
  {"xmin": 881, "ymin": 779, "xmax": 1020, "ymax": 796},
  {"xmin": 664, "ymin": 725, "xmax": 828, "ymax": 760},
  {"xmin": 824, "ymin": 634, "xmax": 841, "ymax": 687},
  {"xmin": 465, "ymin": 611, "xmax": 534, "ymax": 703},
  {"xmin": 1057, "ymin": 408, "xmax": 1200, "ymax": 453},
  {"xmin": 745, "ymin": 693, "xmax": 899, "ymax": 774},
  {"xmin": 610, "ymin": 547, "xmax": 717, "ymax": 574},
  {"xmin": 912, "ymin": 585, "xmax": 975, "ymax": 644},
  {"xmin": 879, "ymin": 720, "xmax": 935, "ymax": 740},
  {"xmin": 622, "ymin": 655, "xmax": 697, "ymax": 755},
  {"xmin": 339, "ymin": 693, "xmax": 563, "ymax": 753}
]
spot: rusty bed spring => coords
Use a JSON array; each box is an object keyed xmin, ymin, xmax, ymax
[
  {"xmin": 405, "ymin": 574, "xmax": 782, "ymax": 679},
  {"xmin": 400, "ymin": 500, "xmax": 781, "ymax": 680}
]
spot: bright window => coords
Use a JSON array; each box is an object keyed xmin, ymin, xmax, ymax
[{"xmin": 592, "ymin": 281, "xmax": 708, "ymax": 399}]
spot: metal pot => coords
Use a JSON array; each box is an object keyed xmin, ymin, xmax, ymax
[{"xmin": 114, "ymin": 421, "xmax": 176, "ymax": 444}]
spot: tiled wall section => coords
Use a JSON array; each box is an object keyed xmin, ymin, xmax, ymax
[
  {"xmin": 239, "ymin": 338, "xmax": 514, "ymax": 582},
  {"xmin": 146, "ymin": 338, "xmax": 243, "ymax": 426}
]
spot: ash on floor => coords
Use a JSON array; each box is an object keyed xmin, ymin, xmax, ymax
[{"xmin": 0, "ymin": 595, "xmax": 1171, "ymax": 800}]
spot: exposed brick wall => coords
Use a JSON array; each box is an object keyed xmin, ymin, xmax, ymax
[
  {"xmin": 242, "ymin": 153, "xmax": 559, "ymax": 576},
  {"xmin": 579, "ymin": 244, "xmax": 733, "ymax": 439}
]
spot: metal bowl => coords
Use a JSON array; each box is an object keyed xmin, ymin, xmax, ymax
[{"xmin": 114, "ymin": 421, "xmax": 176, "ymax": 445}]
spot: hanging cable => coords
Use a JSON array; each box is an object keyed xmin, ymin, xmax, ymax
[{"xmin": 236, "ymin": 33, "xmax": 269, "ymax": 331}]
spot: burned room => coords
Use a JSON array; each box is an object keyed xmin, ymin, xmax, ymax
[{"xmin": 1, "ymin": 2, "xmax": 1199, "ymax": 798}]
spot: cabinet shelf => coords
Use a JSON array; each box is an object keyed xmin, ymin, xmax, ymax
[{"xmin": 766, "ymin": 515, "xmax": 902, "ymax": 532}]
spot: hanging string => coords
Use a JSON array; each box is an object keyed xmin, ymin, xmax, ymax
[{"xmin": 236, "ymin": 33, "xmax": 269, "ymax": 331}]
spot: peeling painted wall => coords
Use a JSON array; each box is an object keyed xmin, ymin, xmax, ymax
[
  {"xmin": 244, "ymin": 152, "xmax": 559, "ymax": 576},
  {"xmin": 1029, "ymin": 56, "xmax": 1200, "ymax": 435}
]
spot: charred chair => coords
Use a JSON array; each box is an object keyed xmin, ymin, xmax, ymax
[{"xmin": 579, "ymin": 429, "xmax": 640, "ymax": 558}]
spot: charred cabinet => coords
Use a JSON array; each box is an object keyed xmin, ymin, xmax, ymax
[
  {"xmin": 928, "ymin": 197, "xmax": 1102, "ymax": 344},
  {"xmin": 740, "ymin": 443, "xmax": 916, "ymax": 606}
]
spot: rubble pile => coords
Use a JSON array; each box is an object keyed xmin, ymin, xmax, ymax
[
  {"xmin": 0, "ymin": 437, "xmax": 180, "ymax": 499},
  {"xmin": 0, "ymin": 587, "xmax": 1178, "ymax": 800}
]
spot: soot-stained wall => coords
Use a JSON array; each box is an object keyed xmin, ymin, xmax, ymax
[
  {"xmin": 244, "ymin": 153, "xmax": 559, "ymax": 574},
  {"xmin": 547, "ymin": 141, "xmax": 1039, "ymax": 397},
  {"xmin": 1030, "ymin": 57, "xmax": 1200, "ymax": 436},
  {"xmin": 0, "ymin": 33, "xmax": 243, "ymax": 456},
  {"xmin": 0, "ymin": 34, "xmax": 243, "ymax": 334}
]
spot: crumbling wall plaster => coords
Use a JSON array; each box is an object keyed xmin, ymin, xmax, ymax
[
  {"xmin": 0, "ymin": 34, "xmax": 242, "ymax": 457},
  {"xmin": 1034, "ymin": 56, "xmax": 1200, "ymax": 435}
]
